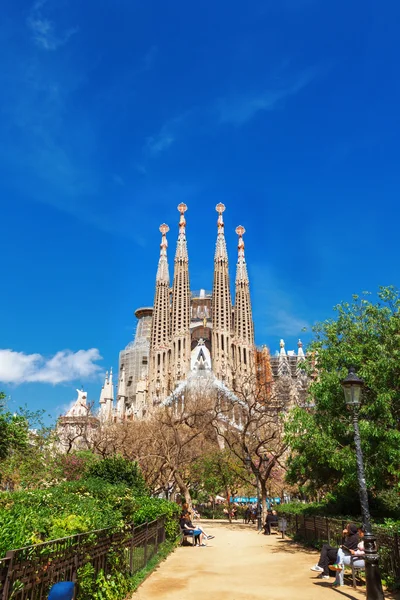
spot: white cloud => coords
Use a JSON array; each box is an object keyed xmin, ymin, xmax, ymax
[
  {"xmin": 251, "ymin": 265, "xmax": 311, "ymax": 340},
  {"xmin": 144, "ymin": 111, "xmax": 192, "ymax": 157},
  {"xmin": 145, "ymin": 132, "xmax": 175, "ymax": 156},
  {"xmin": 267, "ymin": 309, "xmax": 310, "ymax": 336},
  {"xmin": 0, "ymin": 348, "xmax": 102, "ymax": 385},
  {"xmin": 217, "ymin": 68, "xmax": 317, "ymax": 125},
  {"xmin": 27, "ymin": 1, "xmax": 78, "ymax": 51}
]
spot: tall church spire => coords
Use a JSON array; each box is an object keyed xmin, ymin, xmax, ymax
[
  {"xmin": 233, "ymin": 226, "xmax": 255, "ymax": 378},
  {"xmin": 99, "ymin": 370, "xmax": 114, "ymax": 422},
  {"xmin": 170, "ymin": 203, "xmax": 191, "ymax": 386},
  {"xmin": 212, "ymin": 203, "xmax": 233, "ymax": 384},
  {"xmin": 116, "ymin": 364, "xmax": 127, "ymax": 421},
  {"xmin": 148, "ymin": 224, "xmax": 171, "ymax": 406}
]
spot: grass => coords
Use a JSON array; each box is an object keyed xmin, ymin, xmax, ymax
[{"xmin": 128, "ymin": 539, "xmax": 179, "ymax": 594}]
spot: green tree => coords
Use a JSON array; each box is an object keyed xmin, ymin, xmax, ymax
[
  {"xmin": 87, "ymin": 455, "xmax": 147, "ymax": 494},
  {"xmin": 191, "ymin": 450, "xmax": 246, "ymax": 511},
  {"xmin": 285, "ymin": 286, "xmax": 400, "ymax": 512},
  {"xmin": 0, "ymin": 393, "xmax": 31, "ymax": 462},
  {"xmin": 0, "ymin": 402, "xmax": 56, "ymax": 490}
]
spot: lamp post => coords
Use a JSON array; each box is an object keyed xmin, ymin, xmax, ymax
[{"xmin": 341, "ymin": 367, "xmax": 384, "ymax": 600}]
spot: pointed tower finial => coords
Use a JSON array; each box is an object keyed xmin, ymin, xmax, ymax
[
  {"xmin": 297, "ymin": 339, "xmax": 305, "ymax": 358},
  {"xmin": 278, "ymin": 338, "xmax": 291, "ymax": 377},
  {"xmin": 215, "ymin": 203, "xmax": 228, "ymax": 261},
  {"xmin": 175, "ymin": 203, "xmax": 188, "ymax": 261},
  {"xmin": 156, "ymin": 224, "xmax": 170, "ymax": 281},
  {"xmin": 235, "ymin": 225, "xmax": 248, "ymax": 282},
  {"xmin": 178, "ymin": 202, "xmax": 187, "ymax": 216},
  {"xmin": 216, "ymin": 202, "xmax": 226, "ymax": 225}
]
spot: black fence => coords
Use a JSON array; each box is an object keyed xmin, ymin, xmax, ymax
[
  {"xmin": 280, "ymin": 513, "xmax": 400, "ymax": 587},
  {"xmin": 0, "ymin": 516, "xmax": 166, "ymax": 600}
]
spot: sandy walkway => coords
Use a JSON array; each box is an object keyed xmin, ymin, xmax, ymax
[{"xmin": 133, "ymin": 522, "xmax": 398, "ymax": 600}]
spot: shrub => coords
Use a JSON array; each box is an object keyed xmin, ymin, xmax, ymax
[
  {"xmin": 57, "ymin": 451, "xmax": 99, "ymax": 481},
  {"xmin": 0, "ymin": 479, "xmax": 179, "ymax": 556},
  {"xmin": 87, "ymin": 456, "xmax": 147, "ymax": 494}
]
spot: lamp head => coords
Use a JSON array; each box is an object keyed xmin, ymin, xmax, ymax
[{"xmin": 341, "ymin": 366, "xmax": 364, "ymax": 407}]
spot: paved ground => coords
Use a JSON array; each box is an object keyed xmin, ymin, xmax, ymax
[{"xmin": 134, "ymin": 522, "xmax": 398, "ymax": 600}]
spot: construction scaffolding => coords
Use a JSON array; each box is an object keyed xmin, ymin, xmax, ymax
[{"xmin": 119, "ymin": 307, "xmax": 152, "ymax": 412}]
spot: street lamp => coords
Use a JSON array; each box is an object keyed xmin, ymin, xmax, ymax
[{"xmin": 341, "ymin": 367, "xmax": 384, "ymax": 600}]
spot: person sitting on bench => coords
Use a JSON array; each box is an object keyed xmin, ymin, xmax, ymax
[
  {"xmin": 310, "ymin": 523, "xmax": 359, "ymax": 579},
  {"xmin": 180, "ymin": 505, "xmax": 215, "ymax": 541},
  {"xmin": 180, "ymin": 512, "xmax": 209, "ymax": 546},
  {"xmin": 263, "ymin": 509, "xmax": 279, "ymax": 535},
  {"xmin": 330, "ymin": 526, "xmax": 365, "ymax": 588}
]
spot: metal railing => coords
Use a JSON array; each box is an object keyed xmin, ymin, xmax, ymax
[
  {"xmin": 280, "ymin": 513, "xmax": 400, "ymax": 587},
  {"xmin": 0, "ymin": 516, "xmax": 166, "ymax": 600}
]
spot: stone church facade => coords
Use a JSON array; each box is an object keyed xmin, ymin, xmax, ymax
[{"xmin": 95, "ymin": 203, "xmax": 309, "ymax": 422}]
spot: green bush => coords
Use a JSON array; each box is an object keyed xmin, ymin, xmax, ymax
[
  {"xmin": 277, "ymin": 498, "xmax": 400, "ymax": 524},
  {"xmin": 0, "ymin": 478, "xmax": 179, "ymax": 556},
  {"xmin": 371, "ymin": 489, "xmax": 400, "ymax": 519},
  {"xmin": 87, "ymin": 456, "xmax": 147, "ymax": 494},
  {"xmin": 77, "ymin": 540, "xmax": 177, "ymax": 600}
]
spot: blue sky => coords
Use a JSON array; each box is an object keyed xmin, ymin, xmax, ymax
[{"xmin": 1, "ymin": 0, "xmax": 399, "ymax": 422}]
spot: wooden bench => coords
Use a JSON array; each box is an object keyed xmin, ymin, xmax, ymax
[
  {"xmin": 349, "ymin": 556, "xmax": 365, "ymax": 588},
  {"xmin": 180, "ymin": 528, "xmax": 196, "ymax": 546}
]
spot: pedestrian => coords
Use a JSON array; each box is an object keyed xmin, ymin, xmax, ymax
[
  {"xmin": 310, "ymin": 523, "xmax": 359, "ymax": 579},
  {"xmin": 244, "ymin": 505, "xmax": 251, "ymax": 524},
  {"xmin": 329, "ymin": 526, "xmax": 365, "ymax": 588}
]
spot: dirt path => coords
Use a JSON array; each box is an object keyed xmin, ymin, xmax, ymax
[{"xmin": 134, "ymin": 522, "xmax": 398, "ymax": 600}]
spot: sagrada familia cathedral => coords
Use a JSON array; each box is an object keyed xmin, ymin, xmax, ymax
[{"xmin": 59, "ymin": 203, "xmax": 308, "ymax": 435}]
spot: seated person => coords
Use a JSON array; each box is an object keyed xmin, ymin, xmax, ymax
[
  {"xmin": 330, "ymin": 526, "xmax": 365, "ymax": 588},
  {"xmin": 179, "ymin": 505, "xmax": 215, "ymax": 541},
  {"xmin": 263, "ymin": 509, "xmax": 279, "ymax": 535},
  {"xmin": 310, "ymin": 523, "xmax": 359, "ymax": 579},
  {"xmin": 180, "ymin": 512, "xmax": 214, "ymax": 545}
]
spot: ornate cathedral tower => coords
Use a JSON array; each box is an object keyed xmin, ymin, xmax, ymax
[
  {"xmin": 233, "ymin": 226, "xmax": 255, "ymax": 381},
  {"xmin": 148, "ymin": 224, "xmax": 171, "ymax": 405},
  {"xmin": 211, "ymin": 203, "xmax": 233, "ymax": 384},
  {"xmin": 170, "ymin": 203, "xmax": 191, "ymax": 387}
]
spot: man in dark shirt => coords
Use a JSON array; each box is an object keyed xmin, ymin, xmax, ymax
[
  {"xmin": 263, "ymin": 510, "xmax": 279, "ymax": 535},
  {"xmin": 310, "ymin": 523, "xmax": 359, "ymax": 578}
]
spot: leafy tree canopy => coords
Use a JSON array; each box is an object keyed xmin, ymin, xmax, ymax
[
  {"xmin": 285, "ymin": 286, "xmax": 400, "ymax": 510},
  {"xmin": 87, "ymin": 455, "xmax": 147, "ymax": 495},
  {"xmin": 191, "ymin": 449, "xmax": 246, "ymax": 501},
  {"xmin": 0, "ymin": 393, "xmax": 31, "ymax": 462}
]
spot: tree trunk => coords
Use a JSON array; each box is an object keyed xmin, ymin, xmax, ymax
[
  {"xmin": 174, "ymin": 472, "xmax": 192, "ymax": 507},
  {"xmin": 226, "ymin": 486, "xmax": 232, "ymax": 523},
  {"xmin": 260, "ymin": 479, "xmax": 267, "ymax": 526}
]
